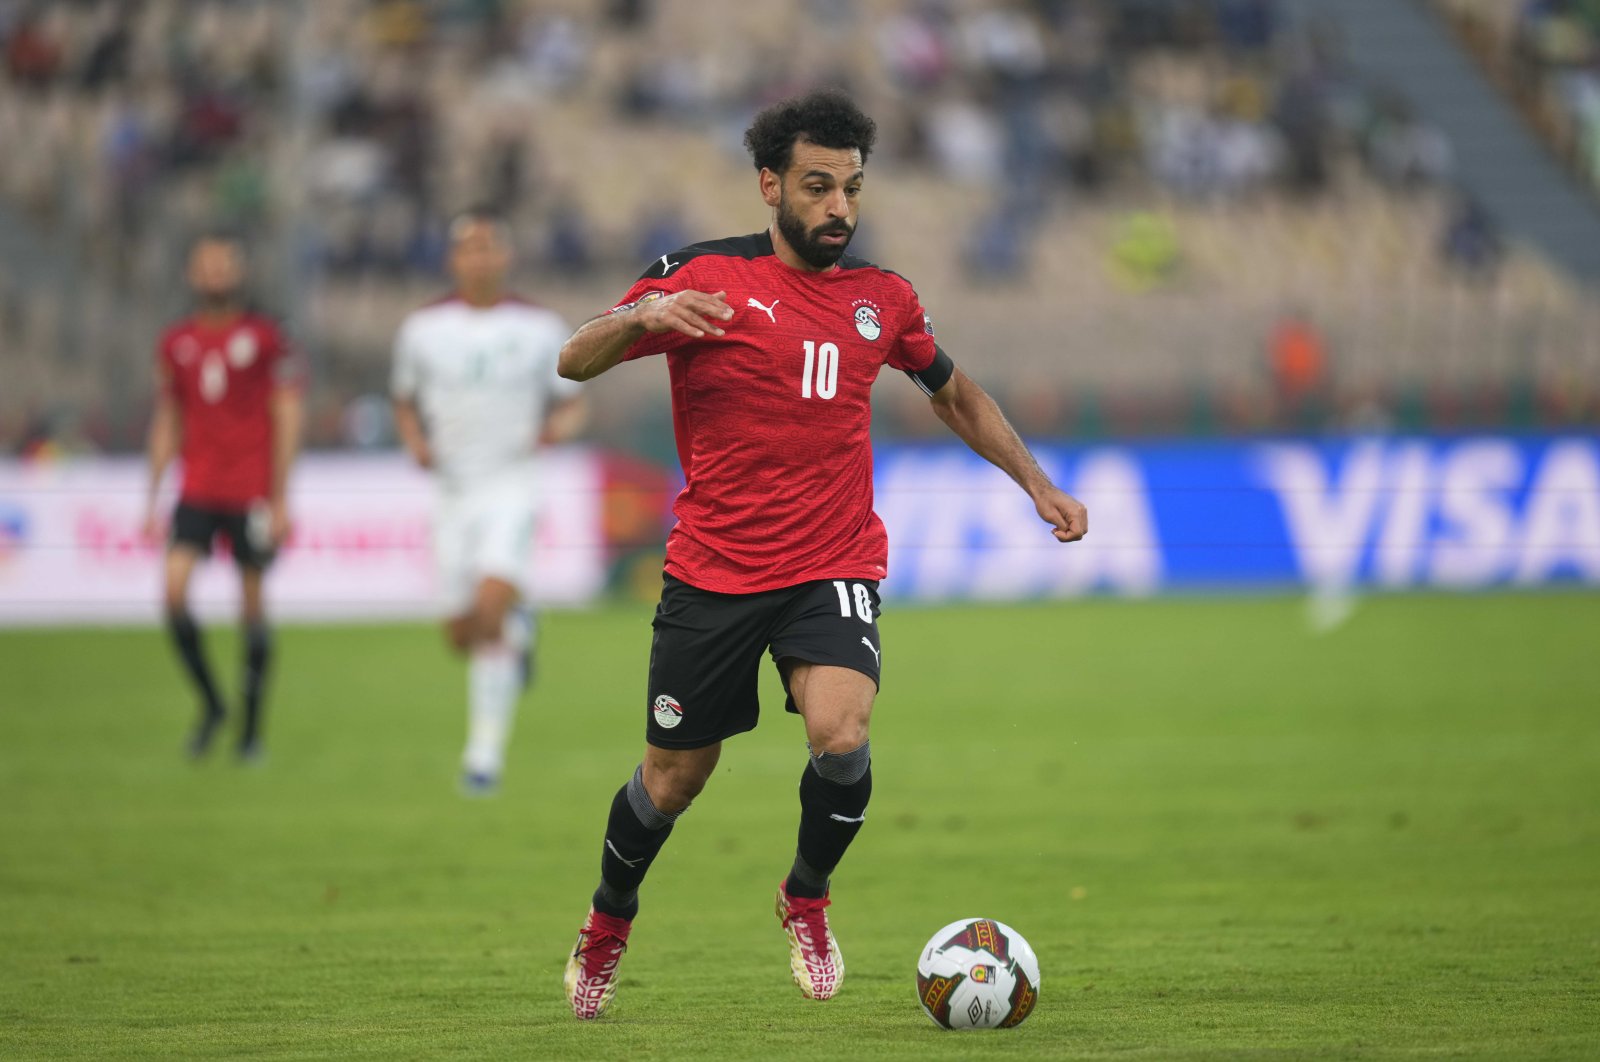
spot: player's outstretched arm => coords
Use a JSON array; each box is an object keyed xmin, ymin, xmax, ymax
[
  {"xmin": 929, "ymin": 367, "xmax": 1087, "ymax": 543},
  {"xmin": 143, "ymin": 375, "xmax": 180, "ymax": 544},
  {"xmin": 557, "ymin": 290, "xmax": 733, "ymax": 381}
]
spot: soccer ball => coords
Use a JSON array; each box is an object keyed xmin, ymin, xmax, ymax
[{"xmin": 915, "ymin": 918, "xmax": 1040, "ymax": 1030}]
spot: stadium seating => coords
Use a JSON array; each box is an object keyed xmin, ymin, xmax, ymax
[{"xmin": 2, "ymin": 0, "xmax": 1596, "ymax": 454}]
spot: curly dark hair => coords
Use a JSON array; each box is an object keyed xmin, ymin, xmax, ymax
[{"xmin": 742, "ymin": 88, "xmax": 877, "ymax": 174}]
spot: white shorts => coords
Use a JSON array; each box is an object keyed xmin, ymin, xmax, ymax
[{"xmin": 433, "ymin": 475, "xmax": 537, "ymax": 616}]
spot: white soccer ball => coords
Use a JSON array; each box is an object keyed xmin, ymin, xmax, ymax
[{"xmin": 915, "ymin": 918, "xmax": 1041, "ymax": 1029}]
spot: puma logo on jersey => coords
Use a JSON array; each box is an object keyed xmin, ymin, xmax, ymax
[
  {"xmin": 747, "ymin": 297, "xmax": 779, "ymax": 323},
  {"xmin": 860, "ymin": 637, "xmax": 881, "ymax": 666},
  {"xmin": 657, "ymin": 254, "xmax": 679, "ymax": 274}
]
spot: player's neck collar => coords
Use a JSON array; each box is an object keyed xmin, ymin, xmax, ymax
[
  {"xmin": 193, "ymin": 306, "xmax": 244, "ymax": 328},
  {"xmin": 454, "ymin": 290, "xmax": 511, "ymax": 309}
]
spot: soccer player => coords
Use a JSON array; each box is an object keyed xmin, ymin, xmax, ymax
[
  {"xmin": 391, "ymin": 207, "xmax": 587, "ymax": 795},
  {"xmin": 557, "ymin": 90, "xmax": 1088, "ymax": 1019},
  {"xmin": 142, "ymin": 232, "xmax": 304, "ymax": 761}
]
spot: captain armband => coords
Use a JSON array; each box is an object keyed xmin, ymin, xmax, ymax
[{"xmin": 904, "ymin": 344, "xmax": 955, "ymax": 397}]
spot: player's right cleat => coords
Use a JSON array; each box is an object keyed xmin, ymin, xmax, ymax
[
  {"xmin": 564, "ymin": 906, "xmax": 631, "ymax": 1020},
  {"xmin": 776, "ymin": 882, "xmax": 844, "ymax": 1000},
  {"xmin": 459, "ymin": 770, "xmax": 498, "ymax": 797}
]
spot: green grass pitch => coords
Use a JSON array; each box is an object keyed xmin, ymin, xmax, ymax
[{"xmin": 2, "ymin": 594, "xmax": 1598, "ymax": 1060}]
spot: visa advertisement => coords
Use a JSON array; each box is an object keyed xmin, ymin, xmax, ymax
[
  {"xmin": 876, "ymin": 433, "xmax": 1600, "ymax": 599},
  {"xmin": 0, "ymin": 433, "xmax": 1595, "ymax": 624}
]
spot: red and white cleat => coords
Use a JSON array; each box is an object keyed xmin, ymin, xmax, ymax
[
  {"xmin": 564, "ymin": 906, "xmax": 631, "ymax": 1020},
  {"xmin": 776, "ymin": 882, "xmax": 844, "ymax": 1000}
]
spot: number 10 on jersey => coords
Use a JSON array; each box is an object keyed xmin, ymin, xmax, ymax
[{"xmin": 801, "ymin": 340, "xmax": 838, "ymax": 400}]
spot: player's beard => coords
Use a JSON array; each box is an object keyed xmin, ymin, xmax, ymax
[{"xmin": 777, "ymin": 194, "xmax": 854, "ymax": 270}]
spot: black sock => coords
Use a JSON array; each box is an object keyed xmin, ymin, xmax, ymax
[
  {"xmin": 241, "ymin": 621, "xmax": 271, "ymax": 747},
  {"xmin": 592, "ymin": 765, "xmax": 680, "ymax": 921},
  {"xmin": 167, "ymin": 609, "xmax": 225, "ymax": 721},
  {"xmin": 786, "ymin": 754, "xmax": 872, "ymax": 900}
]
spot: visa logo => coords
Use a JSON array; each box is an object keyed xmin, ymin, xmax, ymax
[{"xmin": 1257, "ymin": 439, "xmax": 1600, "ymax": 589}]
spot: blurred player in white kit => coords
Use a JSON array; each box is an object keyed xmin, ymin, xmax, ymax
[{"xmin": 391, "ymin": 207, "xmax": 587, "ymax": 793}]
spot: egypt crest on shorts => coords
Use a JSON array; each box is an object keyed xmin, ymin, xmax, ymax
[{"xmin": 652, "ymin": 694, "xmax": 683, "ymax": 729}]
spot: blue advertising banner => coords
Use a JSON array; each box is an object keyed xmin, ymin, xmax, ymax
[{"xmin": 873, "ymin": 434, "xmax": 1600, "ymax": 599}]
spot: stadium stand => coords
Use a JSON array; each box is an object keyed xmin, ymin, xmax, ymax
[{"xmin": 2, "ymin": 0, "xmax": 1596, "ymax": 456}]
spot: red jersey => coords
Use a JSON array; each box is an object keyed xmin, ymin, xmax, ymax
[
  {"xmin": 610, "ymin": 232, "xmax": 942, "ymax": 593},
  {"xmin": 158, "ymin": 311, "xmax": 297, "ymax": 510}
]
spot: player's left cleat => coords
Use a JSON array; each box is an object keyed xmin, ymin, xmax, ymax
[
  {"xmin": 187, "ymin": 711, "xmax": 225, "ymax": 760},
  {"xmin": 236, "ymin": 738, "xmax": 266, "ymax": 766},
  {"xmin": 776, "ymin": 882, "xmax": 843, "ymax": 1000},
  {"xmin": 564, "ymin": 906, "xmax": 631, "ymax": 1020}
]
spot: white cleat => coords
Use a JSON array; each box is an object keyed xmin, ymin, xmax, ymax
[{"xmin": 776, "ymin": 882, "xmax": 843, "ymax": 1000}]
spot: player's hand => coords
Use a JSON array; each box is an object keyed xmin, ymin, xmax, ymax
[
  {"xmin": 635, "ymin": 290, "xmax": 733, "ymax": 339},
  {"xmin": 409, "ymin": 443, "xmax": 434, "ymax": 470},
  {"xmin": 268, "ymin": 499, "xmax": 291, "ymax": 547},
  {"xmin": 140, "ymin": 507, "xmax": 162, "ymax": 547},
  {"xmin": 1035, "ymin": 487, "xmax": 1087, "ymax": 543}
]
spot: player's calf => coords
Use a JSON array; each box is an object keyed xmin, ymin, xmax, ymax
[
  {"xmin": 786, "ymin": 741, "xmax": 871, "ymax": 899},
  {"xmin": 775, "ymin": 741, "xmax": 870, "ymax": 1000},
  {"xmin": 166, "ymin": 608, "xmax": 227, "ymax": 756}
]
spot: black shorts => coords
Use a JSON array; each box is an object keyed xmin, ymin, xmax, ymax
[
  {"xmin": 170, "ymin": 502, "xmax": 275, "ymax": 570},
  {"xmin": 644, "ymin": 574, "xmax": 883, "ymax": 750}
]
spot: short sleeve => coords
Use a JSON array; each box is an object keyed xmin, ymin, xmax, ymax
[
  {"xmin": 606, "ymin": 265, "xmax": 691, "ymax": 362},
  {"xmin": 390, "ymin": 317, "xmax": 421, "ymax": 399},
  {"xmin": 886, "ymin": 285, "xmax": 938, "ymax": 373}
]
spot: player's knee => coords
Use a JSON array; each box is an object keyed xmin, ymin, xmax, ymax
[
  {"xmin": 808, "ymin": 717, "xmax": 870, "ymax": 758},
  {"xmin": 470, "ymin": 607, "xmax": 505, "ymax": 646},
  {"xmin": 162, "ymin": 574, "xmax": 190, "ymax": 613},
  {"xmin": 643, "ymin": 760, "xmax": 713, "ymax": 815}
]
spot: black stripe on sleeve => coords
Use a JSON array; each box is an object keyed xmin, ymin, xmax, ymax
[{"xmin": 905, "ymin": 344, "xmax": 955, "ymax": 397}]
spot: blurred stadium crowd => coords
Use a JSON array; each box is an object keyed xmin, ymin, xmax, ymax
[
  {"xmin": 1438, "ymin": 0, "xmax": 1600, "ymax": 190},
  {"xmin": 2, "ymin": 0, "xmax": 1598, "ymax": 458}
]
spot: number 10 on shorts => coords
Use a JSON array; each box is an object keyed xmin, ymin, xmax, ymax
[{"xmin": 832, "ymin": 580, "xmax": 873, "ymax": 622}]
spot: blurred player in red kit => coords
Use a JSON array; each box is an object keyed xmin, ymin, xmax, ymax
[{"xmin": 142, "ymin": 233, "xmax": 304, "ymax": 761}]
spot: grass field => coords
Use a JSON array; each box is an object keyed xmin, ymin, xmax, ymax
[{"xmin": 2, "ymin": 594, "xmax": 1598, "ymax": 1060}]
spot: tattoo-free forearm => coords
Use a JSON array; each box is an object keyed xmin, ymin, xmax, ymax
[
  {"xmin": 270, "ymin": 388, "xmax": 303, "ymax": 503},
  {"xmin": 145, "ymin": 399, "xmax": 179, "ymax": 510},
  {"xmin": 932, "ymin": 371, "xmax": 1054, "ymax": 500}
]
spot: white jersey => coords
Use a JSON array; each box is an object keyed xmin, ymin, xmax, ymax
[{"xmin": 390, "ymin": 295, "xmax": 579, "ymax": 488}]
